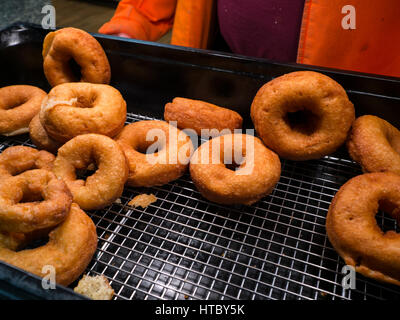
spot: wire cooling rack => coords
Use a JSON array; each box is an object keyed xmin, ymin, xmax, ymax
[{"xmin": 1, "ymin": 112, "xmax": 400, "ymax": 301}]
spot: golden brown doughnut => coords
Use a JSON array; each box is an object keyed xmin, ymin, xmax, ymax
[
  {"xmin": 0, "ymin": 203, "xmax": 98, "ymax": 286},
  {"xmin": 42, "ymin": 27, "xmax": 111, "ymax": 87},
  {"xmin": 164, "ymin": 97, "xmax": 243, "ymax": 136},
  {"xmin": 39, "ymin": 82, "xmax": 126, "ymax": 143},
  {"xmin": 347, "ymin": 115, "xmax": 400, "ymax": 174},
  {"xmin": 326, "ymin": 172, "xmax": 400, "ymax": 286},
  {"xmin": 116, "ymin": 120, "xmax": 194, "ymax": 187},
  {"xmin": 0, "ymin": 85, "xmax": 46, "ymax": 136},
  {"xmin": 250, "ymin": 71, "xmax": 355, "ymax": 160},
  {"xmin": 0, "ymin": 169, "xmax": 72, "ymax": 233},
  {"xmin": 53, "ymin": 134, "xmax": 128, "ymax": 210},
  {"xmin": 0, "ymin": 146, "xmax": 55, "ymax": 179},
  {"xmin": 189, "ymin": 133, "xmax": 281, "ymax": 205},
  {"xmin": 29, "ymin": 114, "xmax": 62, "ymax": 153}
]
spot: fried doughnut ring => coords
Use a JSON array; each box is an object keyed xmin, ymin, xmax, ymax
[
  {"xmin": 0, "ymin": 146, "xmax": 55, "ymax": 178},
  {"xmin": 29, "ymin": 115, "xmax": 62, "ymax": 153},
  {"xmin": 326, "ymin": 172, "xmax": 400, "ymax": 286},
  {"xmin": 0, "ymin": 169, "xmax": 72, "ymax": 233},
  {"xmin": 116, "ymin": 120, "xmax": 194, "ymax": 187},
  {"xmin": 250, "ymin": 71, "xmax": 355, "ymax": 160},
  {"xmin": 43, "ymin": 27, "xmax": 111, "ymax": 87},
  {"xmin": 53, "ymin": 134, "xmax": 128, "ymax": 210},
  {"xmin": 0, "ymin": 85, "xmax": 46, "ymax": 136},
  {"xmin": 0, "ymin": 203, "xmax": 98, "ymax": 286},
  {"xmin": 347, "ymin": 115, "xmax": 400, "ymax": 174},
  {"xmin": 190, "ymin": 133, "xmax": 281, "ymax": 205},
  {"xmin": 39, "ymin": 82, "xmax": 126, "ymax": 143},
  {"xmin": 164, "ymin": 97, "xmax": 243, "ymax": 136}
]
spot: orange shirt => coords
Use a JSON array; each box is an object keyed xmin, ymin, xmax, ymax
[
  {"xmin": 298, "ymin": 0, "xmax": 400, "ymax": 77},
  {"xmin": 100, "ymin": 0, "xmax": 400, "ymax": 78}
]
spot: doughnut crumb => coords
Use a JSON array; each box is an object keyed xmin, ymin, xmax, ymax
[
  {"xmin": 128, "ymin": 193, "xmax": 157, "ymax": 208},
  {"xmin": 74, "ymin": 275, "xmax": 114, "ymax": 300}
]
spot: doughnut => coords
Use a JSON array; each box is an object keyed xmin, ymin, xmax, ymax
[
  {"xmin": 347, "ymin": 115, "xmax": 400, "ymax": 174},
  {"xmin": 0, "ymin": 85, "xmax": 46, "ymax": 136},
  {"xmin": 29, "ymin": 114, "xmax": 62, "ymax": 153},
  {"xmin": 53, "ymin": 134, "xmax": 128, "ymax": 210},
  {"xmin": 189, "ymin": 133, "xmax": 281, "ymax": 205},
  {"xmin": 164, "ymin": 97, "xmax": 243, "ymax": 137},
  {"xmin": 0, "ymin": 146, "xmax": 55, "ymax": 179},
  {"xmin": 39, "ymin": 82, "xmax": 126, "ymax": 143},
  {"xmin": 326, "ymin": 172, "xmax": 400, "ymax": 286},
  {"xmin": 0, "ymin": 169, "xmax": 72, "ymax": 233},
  {"xmin": 115, "ymin": 120, "xmax": 194, "ymax": 187},
  {"xmin": 0, "ymin": 203, "xmax": 98, "ymax": 286},
  {"xmin": 42, "ymin": 27, "xmax": 111, "ymax": 87},
  {"xmin": 250, "ymin": 71, "xmax": 355, "ymax": 160}
]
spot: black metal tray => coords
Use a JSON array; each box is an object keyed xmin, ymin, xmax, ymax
[{"xmin": 1, "ymin": 23, "xmax": 400, "ymax": 300}]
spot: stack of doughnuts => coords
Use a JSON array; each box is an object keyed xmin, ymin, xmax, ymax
[
  {"xmin": 0, "ymin": 27, "xmax": 122, "ymax": 288},
  {"xmin": 0, "ymin": 146, "xmax": 97, "ymax": 286},
  {"xmin": 0, "ymin": 24, "xmax": 399, "ymax": 293}
]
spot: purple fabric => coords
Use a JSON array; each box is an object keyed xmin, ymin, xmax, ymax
[{"xmin": 217, "ymin": 0, "xmax": 305, "ymax": 62}]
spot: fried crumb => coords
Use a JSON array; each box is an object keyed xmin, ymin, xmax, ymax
[
  {"xmin": 114, "ymin": 198, "xmax": 122, "ymax": 204},
  {"xmin": 74, "ymin": 275, "xmax": 114, "ymax": 300},
  {"xmin": 104, "ymin": 233, "xmax": 111, "ymax": 240},
  {"xmin": 128, "ymin": 193, "xmax": 157, "ymax": 208},
  {"xmin": 87, "ymin": 163, "xmax": 96, "ymax": 171}
]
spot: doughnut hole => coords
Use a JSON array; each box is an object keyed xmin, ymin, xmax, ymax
[
  {"xmin": 8, "ymin": 175, "xmax": 49, "ymax": 205},
  {"xmin": 15, "ymin": 233, "xmax": 50, "ymax": 252},
  {"xmin": 19, "ymin": 189, "xmax": 44, "ymax": 204},
  {"xmin": 221, "ymin": 145, "xmax": 246, "ymax": 172},
  {"xmin": 283, "ymin": 106, "xmax": 322, "ymax": 136},
  {"xmin": 225, "ymin": 158, "xmax": 244, "ymax": 172},
  {"xmin": 376, "ymin": 198, "xmax": 400, "ymax": 234},
  {"xmin": 74, "ymin": 91, "xmax": 98, "ymax": 109},
  {"xmin": 75, "ymin": 160, "xmax": 99, "ymax": 183},
  {"xmin": 68, "ymin": 58, "xmax": 82, "ymax": 82},
  {"xmin": 134, "ymin": 136, "xmax": 164, "ymax": 155}
]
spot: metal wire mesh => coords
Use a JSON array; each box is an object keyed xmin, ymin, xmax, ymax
[{"xmin": 1, "ymin": 112, "xmax": 400, "ymax": 300}]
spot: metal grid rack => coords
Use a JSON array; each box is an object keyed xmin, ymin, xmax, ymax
[{"xmin": 1, "ymin": 112, "xmax": 400, "ymax": 300}]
